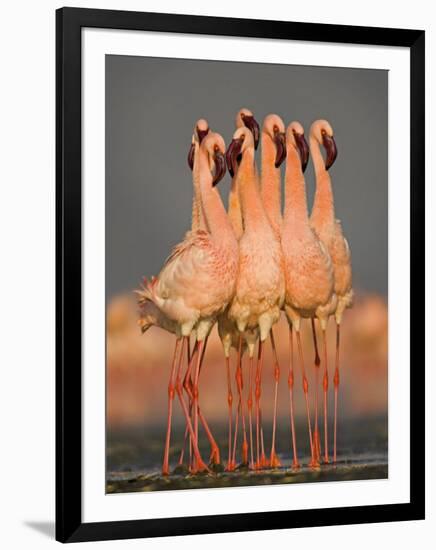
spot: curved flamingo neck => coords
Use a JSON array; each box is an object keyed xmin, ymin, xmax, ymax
[
  {"xmin": 198, "ymin": 149, "xmax": 236, "ymax": 246},
  {"xmin": 191, "ymin": 141, "xmax": 208, "ymax": 232},
  {"xmin": 261, "ymin": 132, "xmax": 282, "ymax": 234},
  {"xmin": 283, "ymin": 145, "xmax": 309, "ymax": 232},
  {"xmin": 238, "ymin": 148, "xmax": 269, "ymax": 234},
  {"xmin": 228, "ymin": 176, "xmax": 243, "ymax": 240},
  {"xmin": 310, "ymin": 135, "xmax": 335, "ymax": 232}
]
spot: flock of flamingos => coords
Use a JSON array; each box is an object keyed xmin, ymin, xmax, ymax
[{"xmin": 136, "ymin": 108, "xmax": 353, "ymax": 476}]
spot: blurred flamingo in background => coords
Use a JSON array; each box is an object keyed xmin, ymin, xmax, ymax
[
  {"xmin": 226, "ymin": 124, "xmax": 285, "ymax": 470},
  {"xmin": 281, "ymin": 121, "xmax": 336, "ymax": 468},
  {"xmin": 310, "ymin": 120, "xmax": 353, "ymax": 463}
]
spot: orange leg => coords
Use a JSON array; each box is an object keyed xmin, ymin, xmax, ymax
[
  {"xmin": 225, "ymin": 356, "xmax": 235, "ymax": 471},
  {"xmin": 231, "ymin": 398, "xmax": 240, "ymax": 466},
  {"xmin": 269, "ymin": 329, "xmax": 281, "ymax": 468},
  {"xmin": 174, "ymin": 337, "xmax": 209, "ymax": 473},
  {"xmin": 322, "ymin": 329, "xmax": 329, "ymax": 464},
  {"xmin": 333, "ymin": 323, "xmax": 341, "ymax": 464},
  {"xmin": 196, "ymin": 335, "xmax": 220, "ymax": 465},
  {"xmin": 190, "ymin": 338, "xmax": 220, "ymax": 470},
  {"xmin": 247, "ymin": 355, "xmax": 255, "ymax": 469},
  {"xmin": 181, "ymin": 340, "xmax": 198, "ymax": 468},
  {"xmin": 311, "ymin": 319, "xmax": 321, "ymax": 463},
  {"xmin": 235, "ymin": 336, "xmax": 248, "ymax": 465},
  {"xmin": 288, "ymin": 327, "xmax": 300, "ymax": 469},
  {"xmin": 260, "ymin": 411, "xmax": 267, "ymax": 468},
  {"xmin": 179, "ymin": 337, "xmax": 219, "ymax": 467},
  {"xmin": 162, "ymin": 338, "xmax": 182, "ymax": 475},
  {"xmin": 178, "ymin": 340, "xmax": 194, "ymax": 466},
  {"xmin": 255, "ymin": 340, "xmax": 265, "ymax": 469},
  {"xmin": 296, "ymin": 329, "xmax": 317, "ymax": 467}
]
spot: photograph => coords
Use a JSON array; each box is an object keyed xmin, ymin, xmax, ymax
[{"xmin": 105, "ymin": 54, "xmax": 389, "ymax": 494}]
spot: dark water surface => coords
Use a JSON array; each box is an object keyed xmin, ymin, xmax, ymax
[{"xmin": 107, "ymin": 416, "xmax": 387, "ymax": 493}]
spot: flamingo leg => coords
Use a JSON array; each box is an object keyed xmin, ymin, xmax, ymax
[
  {"xmin": 196, "ymin": 336, "xmax": 220, "ymax": 465},
  {"xmin": 296, "ymin": 329, "xmax": 318, "ymax": 467},
  {"xmin": 162, "ymin": 337, "xmax": 182, "ymax": 475},
  {"xmin": 178, "ymin": 340, "xmax": 193, "ymax": 466},
  {"xmin": 322, "ymin": 328, "xmax": 330, "ymax": 463},
  {"xmin": 192, "ymin": 341, "xmax": 203, "ymax": 454},
  {"xmin": 182, "ymin": 340, "xmax": 199, "ymax": 468},
  {"xmin": 288, "ymin": 326, "xmax": 300, "ymax": 469},
  {"xmin": 174, "ymin": 337, "xmax": 209, "ymax": 473},
  {"xmin": 225, "ymin": 356, "xmax": 235, "ymax": 471},
  {"xmin": 333, "ymin": 323, "xmax": 341, "ymax": 464},
  {"xmin": 247, "ymin": 355, "xmax": 255, "ymax": 469},
  {"xmin": 255, "ymin": 340, "xmax": 265, "ymax": 469},
  {"xmin": 179, "ymin": 336, "xmax": 220, "ymax": 467},
  {"xmin": 231, "ymin": 398, "xmax": 240, "ymax": 466},
  {"xmin": 235, "ymin": 336, "xmax": 248, "ymax": 465},
  {"xmin": 260, "ymin": 411, "xmax": 267, "ymax": 468},
  {"xmin": 191, "ymin": 339, "xmax": 216, "ymax": 471},
  {"xmin": 269, "ymin": 329, "xmax": 281, "ymax": 468},
  {"xmin": 311, "ymin": 318, "xmax": 321, "ymax": 463}
]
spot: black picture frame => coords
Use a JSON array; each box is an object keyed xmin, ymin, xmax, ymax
[{"xmin": 56, "ymin": 6, "xmax": 425, "ymax": 543}]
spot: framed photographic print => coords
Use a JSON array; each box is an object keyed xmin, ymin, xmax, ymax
[{"xmin": 56, "ymin": 6, "xmax": 425, "ymax": 543}]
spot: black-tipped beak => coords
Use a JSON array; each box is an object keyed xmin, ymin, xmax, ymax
[
  {"xmin": 187, "ymin": 142, "xmax": 195, "ymax": 171},
  {"xmin": 322, "ymin": 134, "xmax": 338, "ymax": 170},
  {"xmin": 225, "ymin": 138, "xmax": 243, "ymax": 178},
  {"xmin": 243, "ymin": 115, "xmax": 260, "ymax": 150},
  {"xmin": 294, "ymin": 133, "xmax": 310, "ymax": 173},
  {"xmin": 197, "ymin": 128, "xmax": 209, "ymax": 144},
  {"xmin": 212, "ymin": 151, "xmax": 226, "ymax": 186},
  {"xmin": 274, "ymin": 131, "xmax": 287, "ymax": 168}
]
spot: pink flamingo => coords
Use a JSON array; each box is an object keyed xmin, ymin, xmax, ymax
[
  {"xmin": 137, "ymin": 119, "xmax": 219, "ymax": 475},
  {"xmin": 281, "ymin": 121, "xmax": 336, "ymax": 468},
  {"xmin": 187, "ymin": 118, "xmax": 210, "ymax": 232},
  {"xmin": 226, "ymin": 125, "xmax": 285, "ymax": 470},
  {"xmin": 137, "ymin": 291, "xmax": 220, "ymax": 472},
  {"xmin": 217, "ymin": 108, "xmax": 260, "ymax": 470},
  {"xmin": 261, "ymin": 114, "xmax": 285, "ymax": 238},
  {"xmin": 180, "ymin": 118, "xmax": 212, "ymax": 467},
  {"xmin": 259, "ymin": 114, "xmax": 287, "ymax": 468},
  {"xmin": 309, "ymin": 120, "xmax": 353, "ymax": 463},
  {"xmin": 141, "ymin": 131, "xmax": 238, "ymax": 474}
]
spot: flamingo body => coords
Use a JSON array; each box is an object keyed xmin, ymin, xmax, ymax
[{"xmin": 309, "ymin": 119, "xmax": 353, "ymax": 325}]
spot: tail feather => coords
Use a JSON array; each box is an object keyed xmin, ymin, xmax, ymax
[{"xmin": 135, "ymin": 276, "xmax": 158, "ymax": 306}]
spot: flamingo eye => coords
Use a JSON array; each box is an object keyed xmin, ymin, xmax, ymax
[{"xmin": 273, "ymin": 125, "xmax": 279, "ymax": 134}]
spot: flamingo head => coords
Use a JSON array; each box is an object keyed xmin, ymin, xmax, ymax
[
  {"xmin": 225, "ymin": 126, "xmax": 254, "ymax": 178},
  {"xmin": 310, "ymin": 119, "xmax": 337, "ymax": 170},
  {"xmin": 187, "ymin": 118, "xmax": 210, "ymax": 170},
  {"xmin": 286, "ymin": 122, "xmax": 309, "ymax": 173},
  {"xmin": 201, "ymin": 132, "xmax": 227, "ymax": 186},
  {"xmin": 263, "ymin": 114, "xmax": 287, "ymax": 168},
  {"xmin": 236, "ymin": 108, "xmax": 260, "ymax": 150}
]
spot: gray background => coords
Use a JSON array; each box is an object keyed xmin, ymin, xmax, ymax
[{"xmin": 106, "ymin": 55, "xmax": 388, "ymax": 300}]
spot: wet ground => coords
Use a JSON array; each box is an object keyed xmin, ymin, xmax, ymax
[{"xmin": 107, "ymin": 416, "xmax": 388, "ymax": 493}]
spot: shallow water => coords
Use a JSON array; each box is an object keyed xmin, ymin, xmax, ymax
[{"xmin": 107, "ymin": 416, "xmax": 387, "ymax": 493}]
